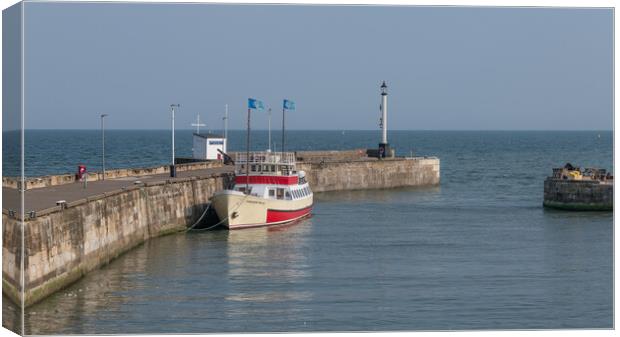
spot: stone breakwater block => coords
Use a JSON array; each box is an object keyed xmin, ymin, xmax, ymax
[{"xmin": 543, "ymin": 179, "xmax": 613, "ymax": 211}]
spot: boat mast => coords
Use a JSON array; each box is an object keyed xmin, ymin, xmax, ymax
[
  {"xmin": 281, "ymin": 105, "xmax": 286, "ymax": 154},
  {"xmin": 224, "ymin": 104, "xmax": 228, "ymax": 142},
  {"xmin": 246, "ymin": 106, "xmax": 251, "ymax": 193},
  {"xmin": 268, "ymin": 108, "xmax": 272, "ymax": 152}
]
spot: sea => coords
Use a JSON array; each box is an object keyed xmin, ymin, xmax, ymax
[{"xmin": 2, "ymin": 130, "xmax": 614, "ymax": 333}]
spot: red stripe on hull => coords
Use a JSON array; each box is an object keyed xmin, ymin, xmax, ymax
[
  {"xmin": 235, "ymin": 175, "xmax": 299, "ymax": 185},
  {"xmin": 228, "ymin": 208, "xmax": 313, "ymax": 230},
  {"xmin": 266, "ymin": 206, "xmax": 313, "ymax": 223}
]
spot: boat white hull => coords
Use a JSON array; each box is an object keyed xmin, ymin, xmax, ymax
[{"xmin": 210, "ymin": 190, "xmax": 313, "ymax": 229}]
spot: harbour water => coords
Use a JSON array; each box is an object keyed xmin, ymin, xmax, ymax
[{"xmin": 2, "ymin": 130, "xmax": 613, "ymax": 333}]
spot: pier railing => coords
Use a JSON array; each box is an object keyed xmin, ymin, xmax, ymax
[{"xmin": 235, "ymin": 152, "xmax": 296, "ymax": 165}]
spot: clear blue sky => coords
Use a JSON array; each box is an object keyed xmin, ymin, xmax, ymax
[{"xmin": 12, "ymin": 3, "xmax": 614, "ymax": 130}]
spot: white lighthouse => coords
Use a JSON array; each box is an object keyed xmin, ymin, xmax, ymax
[{"xmin": 378, "ymin": 81, "xmax": 391, "ymax": 158}]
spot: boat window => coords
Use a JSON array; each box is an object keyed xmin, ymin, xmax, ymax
[
  {"xmin": 271, "ymin": 165, "xmax": 276, "ymax": 172},
  {"xmin": 269, "ymin": 189, "xmax": 275, "ymax": 198},
  {"xmin": 238, "ymin": 187, "xmax": 246, "ymax": 193},
  {"xmin": 251, "ymin": 165, "xmax": 257, "ymax": 172},
  {"xmin": 277, "ymin": 188, "xmax": 284, "ymax": 200},
  {"xmin": 262, "ymin": 165, "xmax": 269, "ymax": 172},
  {"xmin": 285, "ymin": 191, "xmax": 291, "ymax": 200}
]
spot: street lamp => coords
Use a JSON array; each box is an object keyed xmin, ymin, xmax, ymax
[
  {"xmin": 100, "ymin": 114, "xmax": 108, "ymax": 180},
  {"xmin": 170, "ymin": 104, "xmax": 180, "ymax": 177}
]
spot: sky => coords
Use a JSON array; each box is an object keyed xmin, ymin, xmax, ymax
[{"xmin": 7, "ymin": 3, "xmax": 614, "ymax": 130}]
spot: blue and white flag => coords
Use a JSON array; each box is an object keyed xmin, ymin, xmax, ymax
[
  {"xmin": 283, "ymin": 99, "xmax": 296, "ymax": 110},
  {"xmin": 248, "ymin": 98, "xmax": 265, "ymax": 110}
]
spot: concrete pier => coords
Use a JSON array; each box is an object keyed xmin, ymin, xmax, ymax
[
  {"xmin": 2, "ymin": 151, "xmax": 440, "ymax": 307},
  {"xmin": 543, "ymin": 179, "xmax": 613, "ymax": 211}
]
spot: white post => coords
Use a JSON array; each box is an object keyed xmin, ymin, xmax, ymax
[
  {"xmin": 172, "ymin": 106, "xmax": 175, "ymax": 165},
  {"xmin": 100, "ymin": 114, "xmax": 108, "ymax": 180},
  {"xmin": 224, "ymin": 104, "xmax": 228, "ymax": 152},
  {"xmin": 170, "ymin": 104, "xmax": 180, "ymax": 176},
  {"xmin": 381, "ymin": 83, "xmax": 388, "ymax": 144},
  {"xmin": 268, "ymin": 108, "xmax": 272, "ymax": 151}
]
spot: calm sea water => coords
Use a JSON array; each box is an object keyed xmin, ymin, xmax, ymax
[{"xmin": 2, "ymin": 130, "xmax": 613, "ymax": 333}]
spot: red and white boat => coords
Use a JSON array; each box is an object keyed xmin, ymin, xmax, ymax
[{"xmin": 210, "ymin": 151, "xmax": 313, "ymax": 229}]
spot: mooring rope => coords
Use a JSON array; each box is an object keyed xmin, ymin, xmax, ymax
[
  {"xmin": 185, "ymin": 194, "xmax": 250, "ymax": 232},
  {"xmin": 185, "ymin": 203, "xmax": 213, "ymax": 232}
]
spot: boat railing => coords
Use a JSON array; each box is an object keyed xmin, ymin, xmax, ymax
[{"xmin": 235, "ymin": 152, "xmax": 296, "ymax": 165}]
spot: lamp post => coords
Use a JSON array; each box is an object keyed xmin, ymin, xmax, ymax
[
  {"xmin": 100, "ymin": 114, "xmax": 108, "ymax": 180},
  {"xmin": 268, "ymin": 107, "xmax": 272, "ymax": 152},
  {"xmin": 223, "ymin": 104, "xmax": 228, "ymax": 152},
  {"xmin": 170, "ymin": 104, "xmax": 180, "ymax": 177}
]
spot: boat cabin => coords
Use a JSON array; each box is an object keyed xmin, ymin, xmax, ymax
[{"xmin": 233, "ymin": 151, "xmax": 312, "ymax": 199}]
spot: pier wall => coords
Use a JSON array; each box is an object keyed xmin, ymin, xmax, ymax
[
  {"xmin": 543, "ymin": 179, "xmax": 613, "ymax": 211},
  {"xmin": 3, "ymin": 173, "xmax": 233, "ymax": 307},
  {"xmin": 298, "ymin": 157, "xmax": 440, "ymax": 192},
  {"xmin": 3, "ymin": 154, "xmax": 440, "ymax": 307}
]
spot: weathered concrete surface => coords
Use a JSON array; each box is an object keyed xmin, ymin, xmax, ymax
[
  {"xmin": 3, "ymin": 153, "xmax": 440, "ymax": 307},
  {"xmin": 543, "ymin": 179, "xmax": 613, "ymax": 211},
  {"xmin": 298, "ymin": 157, "xmax": 440, "ymax": 192},
  {"xmin": 2, "ymin": 213, "xmax": 22, "ymax": 306},
  {"xmin": 2, "ymin": 160, "xmax": 224, "ymax": 190},
  {"xmin": 295, "ymin": 149, "xmax": 367, "ymax": 162}
]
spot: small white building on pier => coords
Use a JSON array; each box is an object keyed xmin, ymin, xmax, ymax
[{"xmin": 192, "ymin": 133, "xmax": 227, "ymax": 160}]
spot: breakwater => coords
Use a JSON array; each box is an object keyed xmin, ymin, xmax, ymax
[
  {"xmin": 2, "ymin": 153, "xmax": 440, "ymax": 307},
  {"xmin": 543, "ymin": 179, "xmax": 613, "ymax": 211},
  {"xmin": 298, "ymin": 157, "xmax": 440, "ymax": 192}
]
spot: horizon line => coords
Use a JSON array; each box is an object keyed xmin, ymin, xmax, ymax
[{"xmin": 6, "ymin": 128, "xmax": 615, "ymax": 132}]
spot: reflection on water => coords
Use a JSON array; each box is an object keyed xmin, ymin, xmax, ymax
[
  {"xmin": 2, "ymin": 294, "xmax": 21, "ymax": 334},
  {"xmin": 19, "ymin": 219, "xmax": 314, "ymax": 334},
  {"xmin": 221, "ymin": 223, "xmax": 314, "ymax": 328}
]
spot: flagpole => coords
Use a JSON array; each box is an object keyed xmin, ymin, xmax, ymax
[
  {"xmin": 246, "ymin": 107, "xmax": 251, "ymax": 194},
  {"xmin": 225, "ymin": 104, "xmax": 228, "ymax": 142},
  {"xmin": 268, "ymin": 108, "xmax": 272, "ymax": 152},
  {"xmin": 281, "ymin": 106, "xmax": 285, "ymax": 155}
]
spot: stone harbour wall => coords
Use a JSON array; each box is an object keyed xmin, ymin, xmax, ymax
[
  {"xmin": 543, "ymin": 178, "xmax": 613, "ymax": 211},
  {"xmin": 3, "ymin": 173, "xmax": 234, "ymax": 307},
  {"xmin": 2, "ymin": 212, "xmax": 22, "ymax": 305},
  {"xmin": 298, "ymin": 157, "xmax": 440, "ymax": 192}
]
